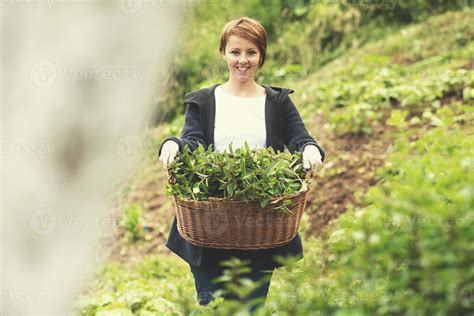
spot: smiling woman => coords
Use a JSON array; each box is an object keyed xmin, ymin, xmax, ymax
[
  {"xmin": 218, "ymin": 17, "xmax": 267, "ymax": 97},
  {"xmin": 158, "ymin": 16, "xmax": 325, "ymax": 313}
]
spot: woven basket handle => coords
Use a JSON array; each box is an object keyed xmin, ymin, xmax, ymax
[
  {"xmin": 167, "ymin": 169, "xmax": 176, "ymax": 185},
  {"xmin": 304, "ymin": 169, "xmax": 314, "ymax": 186}
]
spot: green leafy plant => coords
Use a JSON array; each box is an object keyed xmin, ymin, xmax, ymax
[
  {"xmin": 310, "ymin": 66, "xmax": 474, "ymax": 136},
  {"xmin": 120, "ymin": 203, "xmax": 145, "ymax": 242},
  {"xmin": 212, "ymin": 257, "xmax": 273, "ymax": 314},
  {"xmin": 166, "ymin": 143, "xmax": 309, "ymax": 214}
]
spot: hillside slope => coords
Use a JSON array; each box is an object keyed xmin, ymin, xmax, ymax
[{"xmin": 75, "ymin": 9, "xmax": 474, "ymax": 315}]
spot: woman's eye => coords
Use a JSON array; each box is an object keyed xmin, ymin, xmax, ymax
[{"xmin": 231, "ymin": 51, "xmax": 238, "ymax": 55}]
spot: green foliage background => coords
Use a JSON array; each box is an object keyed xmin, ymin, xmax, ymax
[
  {"xmin": 153, "ymin": 0, "xmax": 472, "ymax": 124},
  {"xmin": 76, "ymin": 2, "xmax": 474, "ymax": 315}
]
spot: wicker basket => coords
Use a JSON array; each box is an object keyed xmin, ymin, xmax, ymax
[{"xmin": 168, "ymin": 171, "xmax": 313, "ymax": 250}]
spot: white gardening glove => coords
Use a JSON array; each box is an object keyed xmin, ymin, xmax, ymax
[
  {"xmin": 302, "ymin": 145, "xmax": 323, "ymax": 171},
  {"xmin": 159, "ymin": 140, "xmax": 179, "ymax": 168}
]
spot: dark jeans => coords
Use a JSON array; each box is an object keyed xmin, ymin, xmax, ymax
[{"xmin": 189, "ymin": 261, "xmax": 274, "ymax": 313}]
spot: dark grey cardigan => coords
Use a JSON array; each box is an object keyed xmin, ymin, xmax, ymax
[{"xmin": 158, "ymin": 83, "xmax": 325, "ymax": 270}]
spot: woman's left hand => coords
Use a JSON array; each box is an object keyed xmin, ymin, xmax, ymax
[{"xmin": 302, "ymin": 145, "xmax": 323, "ymax": 171}]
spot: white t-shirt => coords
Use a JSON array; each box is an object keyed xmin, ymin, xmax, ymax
[{"xmin": 214, "ymin": 85, "xmax": 266, "ymax": 153}]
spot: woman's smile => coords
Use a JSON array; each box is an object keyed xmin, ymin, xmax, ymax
[{"xmin": 236, "ymin": 65, "xmax": 250, "ymax": 74}]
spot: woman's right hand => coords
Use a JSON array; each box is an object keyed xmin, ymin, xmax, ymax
[{"xmin": 159, "ymin": 140, "xmax": 179, "ymax": 168}]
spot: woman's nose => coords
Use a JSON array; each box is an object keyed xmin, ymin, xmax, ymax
[{"xmin": 238, "ymin": 54, "xmax": 248, "ymax": 63}]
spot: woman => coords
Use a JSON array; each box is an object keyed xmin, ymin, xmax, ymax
[{"xmin": 158, "ymin": 17, "xmax": 325, "ymax": 313}]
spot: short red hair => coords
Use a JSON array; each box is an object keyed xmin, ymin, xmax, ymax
[{"xmin": 219, "ymin": 17, "xmax": 267, "ymax": 69}]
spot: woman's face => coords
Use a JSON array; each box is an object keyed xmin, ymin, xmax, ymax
[{"xmin": 222, "ymin": 35, "xmax": 261, "ymax": 83}]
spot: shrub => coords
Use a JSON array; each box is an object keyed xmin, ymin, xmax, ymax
[{"xmin": 120, "ymin": 203, "xmax": 145, "ymax": 242}]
